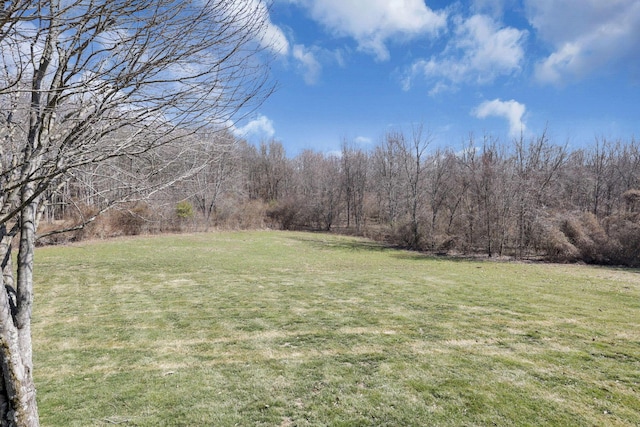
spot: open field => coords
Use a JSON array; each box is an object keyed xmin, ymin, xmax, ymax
[{"xmin": 32, "ymin": 231, "xmax": 640, "ymax": 426}]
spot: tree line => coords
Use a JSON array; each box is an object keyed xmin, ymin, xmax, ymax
[{"xmin": 45, "ymin": 126, "xmax": 640, "ymax": 267}]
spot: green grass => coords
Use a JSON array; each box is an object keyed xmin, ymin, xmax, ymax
[{"xmin": 32, "ymin": 231, "xmax": 640, "ymax": 426}]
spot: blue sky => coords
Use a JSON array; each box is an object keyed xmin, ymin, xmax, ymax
[{"xmin": 231, "ymin": 0, "xmax": 640, "ymax": 156}]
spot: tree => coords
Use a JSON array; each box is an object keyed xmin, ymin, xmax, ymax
[
  {"xmin": 259, "ymin": 140, "xmax": 290, "ymax": 202},
  {"xmin": 294, "ymin": 150, "xmax": 342, "ymax": 230},
  {"xmin": 588, "ymin": 138, "xmax": 619, "ymax": 218},
  {"xmin": 372, "ymin": 132, "xmax": 402, "ymax": 226},
  {"xmin": 513, "ymin": 132, "xmax": 566, "ymax": 257},
  {"xmin": 471, "ymin": 137, "xmax": 500, "ymax": 257},
  {"xmin": 180, "ymin": 130, "xmax": 238, "ymax": 229},
  {"xmin": 341, "ymin": 142, "xmax": 368, "ymax": 233},
  {"xmin": 424, "ymin": 148, "xmax": 456, "ymax": 250},
  {"xmin": 0, "ymin": 0, "xmax": 275, "ymax": 424},
  {"xmin": 395, "ymin": 125, "xmax": 430, "ymax": 249}
]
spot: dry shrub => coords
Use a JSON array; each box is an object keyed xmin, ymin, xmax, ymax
[
  {"xmin": 37, "ymin": 220, "xmax": 79, "ymax": 245},
  {"xmin": 434, "ymin": 234, "xmax": 459, "ymax": 254},
  {"xmin": 388, "ymin": 220, "xmax": 423, "ymax": 250},
  {"xmin": 604, "ymin": 214, "xmax": 640, "ymax": 267},
  {"xmin": 267, "ymin": 198, "xmax": 301, "ymax": 230},
  {"xmin": 37, "ymin": 202, "xmax": 99, "ymax": 244},
  {"xmin": 559, "ymin": 213, "xmax": 612, "ymax": 264},
  {"xmin": 622, "ymin": 189, "xmax": 640, "ymax": 212},
  {"xmin": 215, "ymin": 199, "xmax": 268, "ymax": 229},
  {"xmin": 361, "ymin": 223, "xmax": 389, "ymax": 242},
  {"xmin": 107, "ymin": 203, "xmax": 154, "ymax": 236},
  {"xmin": 531, "ymin": 216, "xmax": 580, "ymax": 263}
]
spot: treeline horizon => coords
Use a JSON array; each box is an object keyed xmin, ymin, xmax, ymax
[{"xmin": 41, "ymin": 127, "xmax": 640, "ymax": 267}]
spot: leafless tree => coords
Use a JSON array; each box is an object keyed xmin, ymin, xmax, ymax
[
  {"xmin": 176, "ymin": 130, "xmax": 238, "ymax": 229},
  {"xmin": 0, "ymin": 0, "xmax": 275, "ymax": 424},
  {"xmin": 615, "ymin": 138, "xmax": 640, "ymax": 193},
  {"xmin": 424, "ymin": 148, "xmax": 456, "ymax": 250},
  {"xmin": 372, "ymin": 133, "xmax": 402, "ymax": 226},
  {"xmin": 588, "ymin": 138, "xmax": 619, "ymax": 218},
  {"xmin": 341, "ymin": 142, "xmax": 368, "ymax": 233},
  {"xmin": 244, "ymin": 140, "xmax": 290, "ymax": 203},
  {"xmin": 294, "ymin": 150, "xmax": 342, "ymax": 230},
  {"xmin": 513, "ymin": 132, "xmax": 566, "ymax": 257},
  {"xmin": 395, "ymin": 125, "xmax": 430, "ymax": 249}
]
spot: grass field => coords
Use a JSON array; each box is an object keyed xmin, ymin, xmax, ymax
[{"xmin": 32, "ymin": 231, "xmax": 640, "ymax": 426}]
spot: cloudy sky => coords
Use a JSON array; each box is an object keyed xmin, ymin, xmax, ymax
[{"xmin": 232, "ymin": 0, "xmax": 640, "ymax": 155}]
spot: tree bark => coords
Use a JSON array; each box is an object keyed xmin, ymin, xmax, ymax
[{"xmin": 0, "ymin": 220, "xmax": 39, "ymax": 426}]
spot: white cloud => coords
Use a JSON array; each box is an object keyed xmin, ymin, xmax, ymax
[
  {"xmin": 403, "ymin": 14, "xmax": 526, "ymax": 91},
  {"xmin": 226, "ymin": 0, "xmax": 289, "ymax": 55},
  {"xmin": 290, "ymin": 0, "xmax": 447, "ymax": 61},
  {"xmin": 293, "ymin": 44, "xmax": 322, "ymax": 84},
  {"xmin": 230, "ymin": 114, "xmax": 276, "ymax": 140},
  {"xmin": 526, "ymin": 0, "xmax": 640, "ymax": 84},
  {"xmin": 471, "ymin": 0, "xmax": 515, "ymax": 17},
  {"xmin": 291, "ymin": 43, "xmax": 347, "ymax": 85},
  {"xmin": 354, "ymin": 136, "xmax": 372, "ymax": 145},
  {"xmin": 473, "ymin": 98, "xmax": 526, "ymax": 137},
  {"xmin": 261, "ymin": 19, "xmax": 290, "ymax": 56}
]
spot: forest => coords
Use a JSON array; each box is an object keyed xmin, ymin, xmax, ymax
[{"xmin": 42, "ymin": 126, "xmax": 640, "ymax": 267}]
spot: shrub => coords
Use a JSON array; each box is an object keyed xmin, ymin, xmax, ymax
[
  {"xmin": 176, "ymin": 201, "xmax": 194, "ymax": 219},
  {"xmin": 388, "ymin": 220, "xmax": 424, "ymax": 250},
  {"xmin": 622, "ymin": 189, "xmax": 640, "ymax": 212},
  {"xmin": 110, "ymin": 203, "xmax": 152, "ymax": 236},
  {"xmin": 37, "ymin": 202, "xmax": 100, "ymax": 244},
  {"xmin": 267, "ymin": 198, "xmax": 301, "ymax": 230},
  {"xmin": 559, "ymin": 213, "xmax": 609, "ymax": 264},
  {"xmin": 604, "ymin": 214, "xmax": 640, "ymax": 267},
  {"xmin": 531, "ymin": 216, "xmax": 580, "ymax": 263},
  {"xmin": 215, "ymin": 199, "xmax": 268, "ymax": 230}
]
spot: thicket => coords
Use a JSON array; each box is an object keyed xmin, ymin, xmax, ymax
[{"xmin": 41, "ymin": 132, "xmax": 640, "ymax": 267}]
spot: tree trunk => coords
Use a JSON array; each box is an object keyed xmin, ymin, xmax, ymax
[{"xmin": 0, "ymin": 214, "xmax": 39, "ymax": 426}]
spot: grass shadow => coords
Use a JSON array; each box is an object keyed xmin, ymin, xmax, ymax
[
  {"xmin": 286, "ymin": 233, "xmax": 392, "ymax": 253},
  {"xmin": 288, "ymin": 231, "xmax": 640, "ymax": 272},
  {"xmin": 388, "ymin": 251, "xmax": 492, "ymax": 263},
  {"xmin": 288, "ymin": 233, "xmax": 479, "ymax": 264}
]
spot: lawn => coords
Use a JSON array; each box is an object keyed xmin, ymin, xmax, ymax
[{"xmin": 32, "ymin": 231, "xmax": 640, "ymax": 426}]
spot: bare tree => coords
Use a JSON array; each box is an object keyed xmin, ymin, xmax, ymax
[
  {"xmin": 294, "ymin": 150, "xmax": 342, "ymax": 230},
  {"xmin": 178, "ymin": 130, "xmax": 238, "ymax": 229},
  {"xmin": 372, "ymin": 133, "xmax": 402, "ymax": 226},
  {"xmin": 341, "ymin": 142, "xmax": 368, "ymax": 232},
  {"xmin": 0, "ymin": 0, "xmax": 275, "ymax": 424},
  {"xmin": 395, "ymin": 125, "xmax": 430, "ymax": 249},
  {"xmin": 615, "ymin": 138, "xmax": 640, "ymax": 193},
  {"xmin": 259, "ymin": 140, "xmax": 290, "ymax": 202},
  {"xmin": 475, "ymin": 138, "xmax": 499, "ymax": 257},
  {"xmin": 513, "ymin": 132, "xmax": 566, "ymax": 257},
  {"xmin": 588, "ymin": 138, "xmax": 619, "ymax": 218},
  {"xmin": 424, "ymin": 148, "xmax": 456, "ymax": 250}
]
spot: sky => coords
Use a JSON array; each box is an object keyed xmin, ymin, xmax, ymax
[{"xmin": 231, "ymin": 0, "xmax": 640, "ymax": 156}]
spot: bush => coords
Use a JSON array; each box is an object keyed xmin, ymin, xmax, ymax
[
  {"xmin": 604, "ymin": 214, "xmax": 640, "ymax": 267},
  {"xmin": 37, "ymin": 202, "xmax": 99, "ymax": 244},
  {"xmin": 559, "ymin": 213, "xmax": 613, "ymax": 264},
  {"xmin": 267, "ymin": 198, "xmax": 301, "ymax": 230},
  {"xmin": 176, "ymin": 201, "xmax": 194, "ymax": 219},
  {"xmin": 531, "ymin": 216, "xmax": 580, "ymax": 263},
  {"xmin": 622, "ymin": 189, "xmax": 640, "ymax": 212},
  {"xmin": 388, "ymin": 220, "xmax": 424, "ymax": 250},
  {"xmin": 214, "ymin": 199, "xmax": 268, "ymax": 230},
  {"xmin": 110, "ymin": 203, "xmax": 153, "ymax": 236}
]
